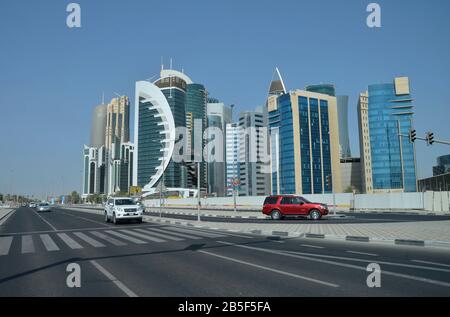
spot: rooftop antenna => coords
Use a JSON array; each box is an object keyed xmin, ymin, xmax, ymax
[
  {"xmin": 101, "ymin": 92, "xmax": 105, "ymax": 105},
  {"xmin": 161, "ymin": 56, "xmax": 164, "ymax": 71}
]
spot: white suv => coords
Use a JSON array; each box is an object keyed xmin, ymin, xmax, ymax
[{"xmin": 104, "ymin": 197, "xmax": 144, "ymax": 224}]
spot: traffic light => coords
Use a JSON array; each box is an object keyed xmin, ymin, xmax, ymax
[
  {"xmin": 187, "ymin": 163, "xmax": 197, "ymax": 184},
  {"xmin": 325, "ymin": 175, "xmax": 332, "ymax": 187},
  {"xmin": 409, "ymin": 129, "xmax": 417, "ymax": 143},
  {"xmin": 426, "ymin": 132, "xmax": 435, "ymax": 145}
]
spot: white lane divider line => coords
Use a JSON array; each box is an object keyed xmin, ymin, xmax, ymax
[
  {"xmin": 89, "ymin": 260, "xmax": 138, "ymax": 297},
  {"xmin": 56, "ymin": 210, "xmax": 110, "ymax": 227},
  {"xmin": 149, "ymin": 228, "xmax": 202, "ymax": 240},
  {"xmin": 346, "ymin": 251, "xmax": 378, "ymax": 257},
  {"xmin": 0, "ymin": 236, "xmax": 13, "ymax": 255},
  {"xmin": 104, "ymin": 230, "xmax": 147, "ymax": 244},
  {"xmin": 119, "ymin": 230, "xmax": 165, "ymax": 243},
  {"xmin": 411, "ymin": 259, "xmax": 450, "ymax": 268},
  {"xmin": 198, "ymin": 250, "xmax": 339, "ymax": 288},
  {"xmin": 301, "ymin": 244, "xmax": 324, "ymax": 249},
  {"xmin": 21, "ymin": 235, "xmax": 35, "ymax": 254},
  {"xmin": 57, "ymin": 233, "xmax": 83, "ymax": 249},
  {"xmin": 216, "ymin": 241, "xmax": 450, "ymax": 288},
  {"xmin": 73, "ymin": 232, "xmax": 105, "ymax": 248},
  {"xmin": 90, "ymin": 231, "xmax": 127, "ymax": 246},
  {"xmin": 39, "ymin": 234, "xmax": 60, "ymax": 251},
  {"xmin": 32, "ymin": 211, "xmax": 57, "ymax": 231},
  {"xmin": 134, "ymin": 229, "xmax": 183, "ymax": 241}
]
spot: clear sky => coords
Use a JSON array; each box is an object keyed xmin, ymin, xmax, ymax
[{"xmin": 1, "ymin": 0, "xmax": 450, "ymax": 198}]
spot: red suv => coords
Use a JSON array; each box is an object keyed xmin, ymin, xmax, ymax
[{"xmin": 262, "ymin": 195, "xmax": 329, "ymax": 220}]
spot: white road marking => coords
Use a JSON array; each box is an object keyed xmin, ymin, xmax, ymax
[
  {"xmin": 346, "ymin": 251, "xmax": 378, "ymax": 257},
  {"xmin": 134, "ymin": 229, "xmax": 183, "ymax": 241},
  {"xmin": 90, "ymin": 231, "xmax": 127, "ymax": 246},
  {"xmin": 149, "ymin": 228, "xmax": 202, "ymax": 240},
  {"xmin": 411, "ymin": 259, "xmax": 450, "ymax": 268},
  {"xmin": 104, "ymin": 230, "xmax": 147, "ymax": 244},
  {"xmin": 57, "ymin": 233, "xmax": 83, "ymax": 249},
  {"xmin": 56, "ymin": 210, "xmax": 110, "ymax": 227},
  {"xmin": 217, "ymin": 241, "xmax": 450, "ymax": 288},
  {"xmin": 119, "ymin": 230, "xmax": 165, "ymax": 243},
  {"xmin": 21, "ymin": 235, "xmax": 35, "ymax": 254},
  {"xmin": 89, "ymin": 260, "xmax": 138, "ymax": 297},
  {"xmin": 198, "ymin": 250, "xmax": 339, "ymax": 288},
  {"xmin": 73, "ymin": 232, "xmax": 105, "ymax": 248},
  {"xmin": 165, "ymin": 227, "xmax": 224, "ymax": 238},
  {"xmin": 39, "ymin": 234, "xmax": 60, "ymax": 251},
  {"xmin": 32, "ymin": 210, "xmax": 57, "ymax": 231},
  {"xmin": 301, "ymin": 244, "xmax": 324, "ymax": 249},
  {"xmin": 0, "ymin": 237, "xmax": 13, "ymax": 255}
]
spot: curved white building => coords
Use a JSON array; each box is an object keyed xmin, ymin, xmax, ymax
[{"xmin": 133, "ymin": 81, "xmax": 175, "ymax": 191}]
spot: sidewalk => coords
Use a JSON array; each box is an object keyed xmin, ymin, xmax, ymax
[
  {"xmin": 63, "ymin": 206, "xmax": 450, "ymax": 248},
  {"xmin": 0, "ymin": 209, "xmax": 14, "ymax": 226}
]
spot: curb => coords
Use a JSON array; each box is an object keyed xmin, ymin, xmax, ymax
[{"xmin": 0, "ymin": 209, "xmax": 16, "ymax": 226}]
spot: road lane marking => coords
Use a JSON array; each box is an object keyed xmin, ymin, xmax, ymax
[
  {"xmin": 21, "ymin": 235, "xmax": 35, "ymax": 254},
  {"xmin": 73, "ymin": 232, "xmax": 105, "ymax": 248},
  {"xmin": 217, "ymin": 241, "xmax": 450, "ymax": 288},
  {"xmin": 89, "ymin": 260, "xmax": 138, "ymax": 297},
  {"xmin": 165, "ymin": 227, "xmax": 224, "ymax": 238},
  {"xmin": 0, "ymin": 237, "xmax": 13, "ymax": 255},
  {"xmin": 39, "ymin": 234, "xmax": 60, "ymax": 251},
  {"xmin": 198, "ymin": 250, "xmax": 339, "ymax": 288},
  {"xmin": 411, "ymin": 259, "xmax": 450, "ymax": 268},
  {"xmin": 57, "ymin": 233, "xmax": 83, "ymax": 249},
  {"xmin": 301, "ymin": 244, "xmax": 324, "ymax": 249},
  {"xmin": 105, "ymin": 230, "xmax": 147, "ymax": 244},
  {"xmin": 56, "ymin": 210, "xmax": 110, "ymax": 227},
  {"xmin": 90, "ymin": 231, "xmax": 127, "ymax": 246},
  {"xmin": 31, "ymin": 210, "xmax": 57, "ymax": 231},
  {"xmin": 134, "ymin": 229, "xmax": 183, "ymax": 241},
  {"xmin": 346, "ymin": 251, "xmax": 378, "ymax": 257},
  {"xmin": 119, "ymin": 229, "xmax": 165, "ymax": 243},
  {"xmin": 149, "ymin": 228, "xmax": 202, "ymax": 240}
]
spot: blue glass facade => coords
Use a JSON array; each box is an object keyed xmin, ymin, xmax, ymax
[
  {"xmin": 368, "ymin": 82, "xmax": 416, "ymax": 192},
  {"xmin": 269, "ymin": 93, "xmax": 333, "ymax": 195}
]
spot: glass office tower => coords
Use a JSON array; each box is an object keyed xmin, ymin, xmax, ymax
[
  {"xmin": 366, "ymin": 77, "xmax": 417, "ymax": 192},
  {"xmin": 268, "ymin": 90, "xmax": 341, "ymax": 195}
]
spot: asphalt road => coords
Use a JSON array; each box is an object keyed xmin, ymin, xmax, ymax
[
  {"xmin": 1, "ymin": 207, "xmax": 450, "ymax": 296},
  {"xmin": 145, "ymin": 209, "xmax": 450, "ymax": 224}
]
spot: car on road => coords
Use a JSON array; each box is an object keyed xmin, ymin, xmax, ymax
[
  {"xmin": 36, "ymin": 202, "xmax": 51, "ymax": 212},
  {"xmin": 29, "ymin": 203, "xmax": 37, "ymax": 208},
  {"xmin": 104, "ymin": 197, "xmax": 143, "ymax": 224},
  {"xmin": 262, "ymin": 195, "xmax": 329, "ymax": 220}
]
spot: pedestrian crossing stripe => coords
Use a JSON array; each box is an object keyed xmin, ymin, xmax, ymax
[{"xmin": 0, "ymin": 226, "xmax": 226, "ymax": 256}]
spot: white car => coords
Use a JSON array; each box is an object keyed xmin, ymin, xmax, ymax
[
  {"xmin": 104, "ymin": 197, "xmax": 143, "ymax": 224},
  {"xmin": 36, "ymin": 203, "xmax": 51, "ymax": 212}
]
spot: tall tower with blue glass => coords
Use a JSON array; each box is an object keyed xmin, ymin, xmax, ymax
[{"xmin": 366, "ymin": 77, "xmax": 417, "ymax": 192}]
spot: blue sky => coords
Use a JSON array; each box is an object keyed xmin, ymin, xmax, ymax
[{"xmin": 1, "ymin": 0, "xmax": 450, "ymax": 198}]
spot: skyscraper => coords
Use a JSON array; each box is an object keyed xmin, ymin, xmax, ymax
[
  {"xmin": 206, "ymin": 100, "xmax": 232, "ymax": 197},
  {"xmin": 238, "ymin": 107, "xmax": 270, "ymax": 196},
  {"xmin": 305, "ymin": 84, "xmax": 351, "ymax": 159},
  {"xmin": 133, "ymin": 80, "xmax": 176, "ymax": 191},
  {"xmin": 82, "ymin": 103, "xmax": 107, "ymax": 198},
  {"xmin": 185, "ymin": 83, "xmax": 207, "ymax": 191},
  {"xmin": 268, "ymin": 88, "xmax": 342, "ymax": 195},
  {"xmin": 105, "ymin": 96, "xmax": 130, "ymax": 195},
  {"xmin": 358, "ymin": 77, "xmax": 417, "ymax": 193},
  {"xmin": 226, "ymin": 123, "xmax": 240, "ymax": 196}
]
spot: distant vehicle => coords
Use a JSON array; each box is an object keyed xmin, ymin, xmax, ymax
[
  {"xmin": 29, "ymin": 203, "xmax": 37, "ymax": 208},
  {"xmin": 104, "ymin": 197, "xmax": 143, "ymax": 224},
  {"xmin": 262, "ymin": 195, "xmax": 328, "ymax": 220},
  {"xmin": 36, "ymin": 202, "xmax": 51, "ymax": 212}
]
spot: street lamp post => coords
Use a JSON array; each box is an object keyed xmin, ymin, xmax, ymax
[{"xmin": 197, "ymin": 161, "xmax": 201, "ymax": 222}]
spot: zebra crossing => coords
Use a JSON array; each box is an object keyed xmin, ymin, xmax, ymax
[{"xmin": 0, "ymin": 226, "xmax": 228, "ymax": 257}]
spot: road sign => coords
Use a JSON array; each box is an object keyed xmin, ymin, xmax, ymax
[{"xmin": 130, "ymin": 186, "xmax": 142, "ymax": 195}]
